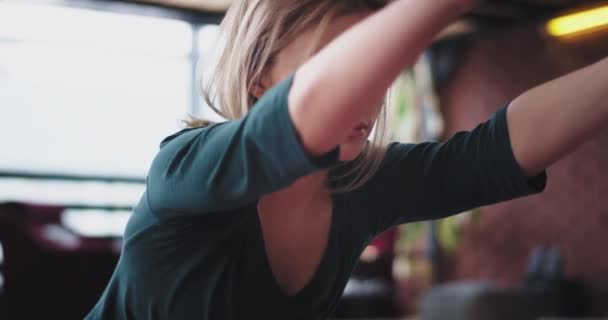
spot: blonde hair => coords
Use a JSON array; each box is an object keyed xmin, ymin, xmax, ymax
[{"xmin": 193, "ymin": 0, "xmax": 393, "ymax": 192}]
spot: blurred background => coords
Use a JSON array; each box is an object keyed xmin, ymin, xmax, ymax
[{"xmin": 0, "ymin": 0, "xmax": 607, "ymax": 319}]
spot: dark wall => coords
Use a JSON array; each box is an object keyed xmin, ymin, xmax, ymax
[{"xmin": 437, "ymin": 22, "xmax": 608, "ymax": 315}]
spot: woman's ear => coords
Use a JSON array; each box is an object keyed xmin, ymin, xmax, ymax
[
  {"xmin": 251, "ymin": 81, "xmax": 267, "ymax": 99},
  {"xmin": 251, "ymin": 73, "xmax": 273, "ymax": 98}
]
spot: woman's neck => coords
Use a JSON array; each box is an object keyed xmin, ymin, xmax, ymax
[{"xmin": 261, "ymin": 170, "xmax": 330, "ymax": 209}]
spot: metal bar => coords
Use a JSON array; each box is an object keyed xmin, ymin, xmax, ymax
[
  {"xmin": 0, "ymin": 171, "xmax": 145, "ymax": 184},
  {"xmin": 191, "ymin": 23, "xmax": 201, "ymax": 117},
  {"xmin": 60, "ymin": 0, "xmax": 223, "ymax": 24},
  {"xmin": 62, "ymin": 204, "xmax": 135, "ymax": 211}
]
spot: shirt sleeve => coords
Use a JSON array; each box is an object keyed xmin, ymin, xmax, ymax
[
  {"xmin": 146, "ymin": 75, "xmax": 339, "ymax": 218},
  {"xmin": 352, "ymin": 104, "xmax": 547, "ymax": 234}
]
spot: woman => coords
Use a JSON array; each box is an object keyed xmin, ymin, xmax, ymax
[{"xmin": 86, "ymin": 0, "xmax": 608, "ymax": 319}]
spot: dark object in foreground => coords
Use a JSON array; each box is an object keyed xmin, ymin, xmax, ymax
[
  {"xmin": 0, "ymin": 202, "xmax": 119, "ymax": 320},
  {"xmin": 420, "ymin": 246, "xmax": 589, "ymax": 320}
]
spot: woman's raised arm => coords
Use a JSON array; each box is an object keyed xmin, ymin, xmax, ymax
[
  {"xmin": 507, "ymin": 56, "xmax": 608, "ymax": 176},
  {"xmin": 289, "ymin": 0, "xmax": 473, "ymax": 156}
]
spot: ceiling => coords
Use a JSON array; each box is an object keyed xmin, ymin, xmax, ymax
[
  {"xmin": 130, "ymin": 0, "xmax": 230, "ymax": 12},
  {"xmin": 469, "ymin": 0, "xmax": 606, "ymax": 21},
  {"xmin": 129, "ymin": 0, "xmax": 606, "ymax": 20}
]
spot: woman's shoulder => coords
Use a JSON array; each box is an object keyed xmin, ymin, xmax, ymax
[{"xmin": 159, "ymin": 122, "xmax": 228, "ymax": 149}]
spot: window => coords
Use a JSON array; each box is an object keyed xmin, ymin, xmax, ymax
[
  {"xmin": 0, "ymin": 3, "xmax": 192, "ymax": 177},
  {"xmin": 0, "ymin": 3, "xmax": 221, "ymax": 237},
  {"xmin": 196, "ymin": 24, "xmax": 224, "ymax": 121}
]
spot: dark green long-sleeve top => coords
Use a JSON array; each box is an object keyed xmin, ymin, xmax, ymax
[{"xmin": 85, "ymin": 75, "xmax": 546, "ymax": 320}]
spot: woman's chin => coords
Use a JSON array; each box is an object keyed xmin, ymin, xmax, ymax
[{"xmin": 338, "ymin": 142, "xmax": 366, "ymax": 161}]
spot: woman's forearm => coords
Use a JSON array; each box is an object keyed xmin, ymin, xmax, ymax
[
  {"xmin": 289, "ymin": 0, "xmax": 470, "ymax": 156},
  {"xmin": 508, "ymin": 56, "xmax": 608, "ymax": 176}
]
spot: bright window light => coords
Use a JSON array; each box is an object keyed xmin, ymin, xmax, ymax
[
  {"xmin": 61, "ymin": 209, "xmax": 132, "ymax": 238},
  {"xmin": 0, "ymin": 3, "xmax": 192, "ymax": 57},
  {"xmin": 196, "ymin": 24, "xmax": 225, "ymax": 122},
  {"xmin": 0, "ymin": 3, "xmax": 223, "ymax": 210},
  {"xmin": 0, "ymin": 3, "xmax": 193, "ymax": 178},
  {"xmin": 0, "ymin": 179, "xmax": 144, "ymax": 207}
]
